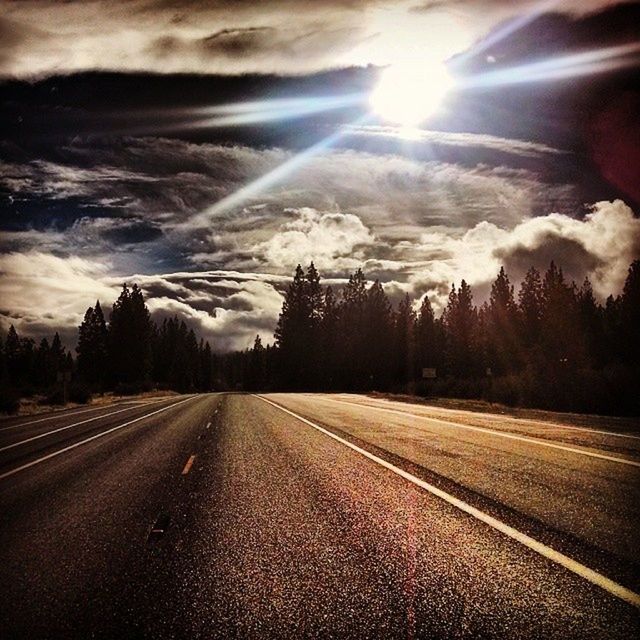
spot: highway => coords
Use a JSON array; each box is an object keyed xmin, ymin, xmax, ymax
[{"xmin": 0, "ymin": 393, "xmax": 638, "ymax": 638}]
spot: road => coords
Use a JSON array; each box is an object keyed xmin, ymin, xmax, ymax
[{"xmin": 0, "ymin": 392, "xmax": 639, "ymax": 638}]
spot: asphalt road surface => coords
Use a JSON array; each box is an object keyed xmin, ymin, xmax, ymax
[{"xmin": 1, "ymin": 392, "xmax": 639, "ymax": 639}]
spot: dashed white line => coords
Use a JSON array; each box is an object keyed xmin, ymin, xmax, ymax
[
  {"xmin": 0, "ymin": 396, "xmax": 197, "ymax": 481},
  {"xmin": 256, "ymin": 394, "xmax": 640, "ymax": 609},
  {"xmin": 181, "ymin": 454, "xmax": 196, "ymax": 475}
]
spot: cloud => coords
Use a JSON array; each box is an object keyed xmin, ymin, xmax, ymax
[
  {"xmin": 1, "ymin": 201, "xmax": 637, "ymax": 351},
  {"xmin": 344, "ymin": 124, "xmax": 566, "ymax": 157},
  {"xmin": 0, "ymin": 252, "xmax": 284, "ymax": 351},
  {"xmin": 1, "ymin": 137, "xmax": 580, "ymax": 274},
  {"xmin": 0, "ymin": 0, "xmax": 627, "ymax": 78},
  {"xmin": 0, "ymin": 252, "xmax": 116, "ymax": 346},
  {"xmin": 252, "ymin": 207, "xmax": 375, "ymax": 270},
  {"xmin": 407, "ymin": 199, "xmax": 640, "ymax": 310}
]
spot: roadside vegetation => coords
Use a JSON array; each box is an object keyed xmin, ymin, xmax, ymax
[{"xmin": 0, "ymin": 260, "xmax": 638, "ymax": 416}]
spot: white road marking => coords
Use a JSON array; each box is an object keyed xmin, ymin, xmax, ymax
[
  {"xmin": 331, "ymin": 394, "xmax": 640, "ymax": 441},
  {"xmin": 0, "ymin": 397, "xmax": 170, "ymax": 453},
  {"xmin": 0, "ymin": 402, "xmax": 144, "ymax": 432},
  {"xmin": 315, "ymin": 396, "xmax": 640, "ymax": 468},
  {"xmin": 0, "ymin": 396, "xmax": 197, "ymax": 481},
  {"xmin": 256, "ymin": 395, "xmax": 640, "ymax": 609},
  {"xmin": 182, "ymin": 454, "xmax": 196, "ymax": 475}
]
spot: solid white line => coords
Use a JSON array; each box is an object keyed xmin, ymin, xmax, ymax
[
  {"xmin": 256, "ymin": 395, "xmax": 640, "ymax": 609},
  {"xmin": 333, "ymin": 394, "xmax": 640, "ymax": 441},
  {"xmin": 0, "ymin": 402, "xmax": 143, "ymax": 432},
  {"xmin": 0, "ymin": 397, "xmax": 170, "ymax": 453},
  {"xmin": 318, "ymin": 397, "xmax": 640, "ymax": 468},
  {"xmin": 0, "ymin": 396, "xmax": 197, "ymax": 481}
]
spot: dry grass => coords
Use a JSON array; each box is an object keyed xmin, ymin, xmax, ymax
[
  {"xmin": 12, "ymin": 389, "xmax": 181, "ymax": 417},
  {"xmin": 368, "ymin": 391, "xmax": 640, "ymax": 432}
]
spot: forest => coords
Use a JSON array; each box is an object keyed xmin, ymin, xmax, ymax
[{"xmin": 0, "ymin": 260, "xmax": 639, "ymax": 416}]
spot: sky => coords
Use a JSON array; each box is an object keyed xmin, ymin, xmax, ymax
[{"xmin": 0, "ymin": 0, "xmax": 639, "ymax": 350}]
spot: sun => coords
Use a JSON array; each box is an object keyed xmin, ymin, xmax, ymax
[{"xmin": 370, "ymin": 60, "xmax": 454, "ymax": 126}]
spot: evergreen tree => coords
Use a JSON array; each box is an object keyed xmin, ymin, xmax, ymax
[
  {"xmin": 339, "ymin": 268, "xmax": 368, "ymax": 388},
  {"xmin": 518, "ymin": 266, "xmax": 543, "ymax": 348},
  {"xmin": 364, "ymin": 280, "xmax": 393, "ymax": 388},
  {"xmin": 247, "ymin": 335, "xmax": 266, "ymax": 390},
  {"xmin": 108, "ymin": 284, "xmax": 152, "ymax": 387},
  {"xmin": 442, "ymin": 280, "xmax": 479, "ymax": 376},
  {"xmin": 275, "ymin": 265, "xmax": 311, "ymax": 389},
  {"xmin": 319, "ymin": 285, "xmax": 339, "ymax": 389},
  {"xmin": 487, "ymin": 267, "xmax": 519, "ymax": 374},
  {"xmin": 0, "ymin": 334, "xmax": 6, "ymax": 387},
  {"xmin": 34, "ymin": 338, "xmax": 51, "ymax": 387},
  {"xmin": 199, "ymin": 340, "xmax": 213, "ymax": 391},
  {"xmin": 5, "ymin": 325, "xmax": 21, "ymax": 385},
  {"xmin": 577, "ymin": 278, "xmax": 605, "ymax": 368},
  {"xmin": 76, "ymin": 301, "xmax": 108, "ymax": 389},
  {"xmin": 621, "ymin": 259, "xmax": 640, "ymax": 364},
  {"xmin": 394, "ymin": 293, "xmax": 417, "ymax": 386},
  {"xmin": 416, "ymin": 294, "xmax": 436, "ymax": 371}
]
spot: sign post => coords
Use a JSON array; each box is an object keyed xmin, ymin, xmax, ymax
[{"xmin": 56, "ymin": 371, "xmax": 72, "ymax": 404}]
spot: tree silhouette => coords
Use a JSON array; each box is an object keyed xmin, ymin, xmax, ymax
[
  {"xmin": 2, "ymin": 261, "xmax": 640, "ymax": 416},
  {"xmin": 108, "ymin": 284, "xmax": 152, "ymax": 388},
  {"xmin": 364, "ymin": 280, "xmax": 393, "ymax": 389},
  {"xmin": 394, "ymin": 293, "xmax": 416, "ymax": 385},
  {"xmin": 76, "ymin": 301, "xmax": 108, "ymax": 389},
  {"xmin": 442, "ymin": 280, "xmax": 478, "ymax": 377},
  {"xmin": 487, "ymin": 267, "xmax": 519, "ymax": 375},
  {"xmin": 621, "ymin": 259, "xmax": 640, "ymax": 364}
]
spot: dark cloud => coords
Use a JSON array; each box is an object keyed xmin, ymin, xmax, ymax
[
  {"xmin": 495, "ymin": 235, "xmax": 604, "ymax": 284},
  {"xmin": 99, "ymin": 221, "xmax": 164, "ymax": 244},
  {"xmin": 200, "ymin": 27, "xmax": 277, "ymax": 56}
]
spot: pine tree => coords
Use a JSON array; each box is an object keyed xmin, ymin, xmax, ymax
[
  {"xmin": 442, "ymin": 280, "xmax": 478, "ymax": 376},
  {"xmin": 319, "ymin": 285, "xmax": 339, "ymax": 389},
  {"xmin": 306, "ymin": 262, "xmax": 325, "ymax": 385},
  {"xmin": 540, "ymin": 262, "xmax": 584, "ymax": 371},
  {"xmin": 275, "ymin": 265, "xmax": 311, "ymax": 389},
  {"xmin": 394, "ymin": 293, "xmax": 416, "ymax": 386},
  {"xmin": 108, "ymin": 284, "xmax": 152, "ymax": 388},
  {"xmin": 76, "ymin": 301, "xmax": 108, "ymax": 389},
  {"xmin": 364, "ymin": 280, "xmax": 393, "ymax": 388},
  {"xmin": 416, "ymin": 294, "xmax": 435, "ymax": 371},
  {"xmin": 487, "ymin": 267, "xmax": 519, "ymax": 374},
  {"xmin": 248, "ymin": 335, "xmax": 266, "ymax": 390},
  {"xmin": 339, "ymin": 268, "xmax": 368, "ymax": 389},
  {"xmin": 577, "ymin": 278, "xmax": 605, "ymax": 368},
  {"xmin": 34, "ymin": 338, "xmax": 52, "ymax": 387},
  {"xmin": 518, "ymin": 266, "xmax": 543, "ymax": 348},
  {"xmin": 621, "ymin": 259, "xmax": 640, "ymax": 364},
  {"xmin": 5, "ymin": 325, "xmax": 21, "ymax": 385}
]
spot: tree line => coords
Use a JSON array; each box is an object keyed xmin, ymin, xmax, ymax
[
  {"xmin": 1, "ymin": 261, "xmax": 639, "ymax": 415},
  {"xmin": 0, "ymin": 284, "xmax": 218, "ymax": 411},
  {"xmin": 245, "ymin": 259, "xmax": 640, "ymax": 415}
]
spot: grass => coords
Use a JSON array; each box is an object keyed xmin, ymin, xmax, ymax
[{"xmin": 367, "ymin": 391, "xmax": 640, "ymax": 432}]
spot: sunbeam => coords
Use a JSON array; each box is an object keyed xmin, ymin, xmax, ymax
[
  {"xmin": 187, "ymin": 114, "xmax": 371, "ymax": 226},
  {"xmin": 461, "ymin": 41, "xmax": 640, "ymax": 89},
  {"xmin": 125, "ymin": 93, "xmax": 365, "ymax": 134}
]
